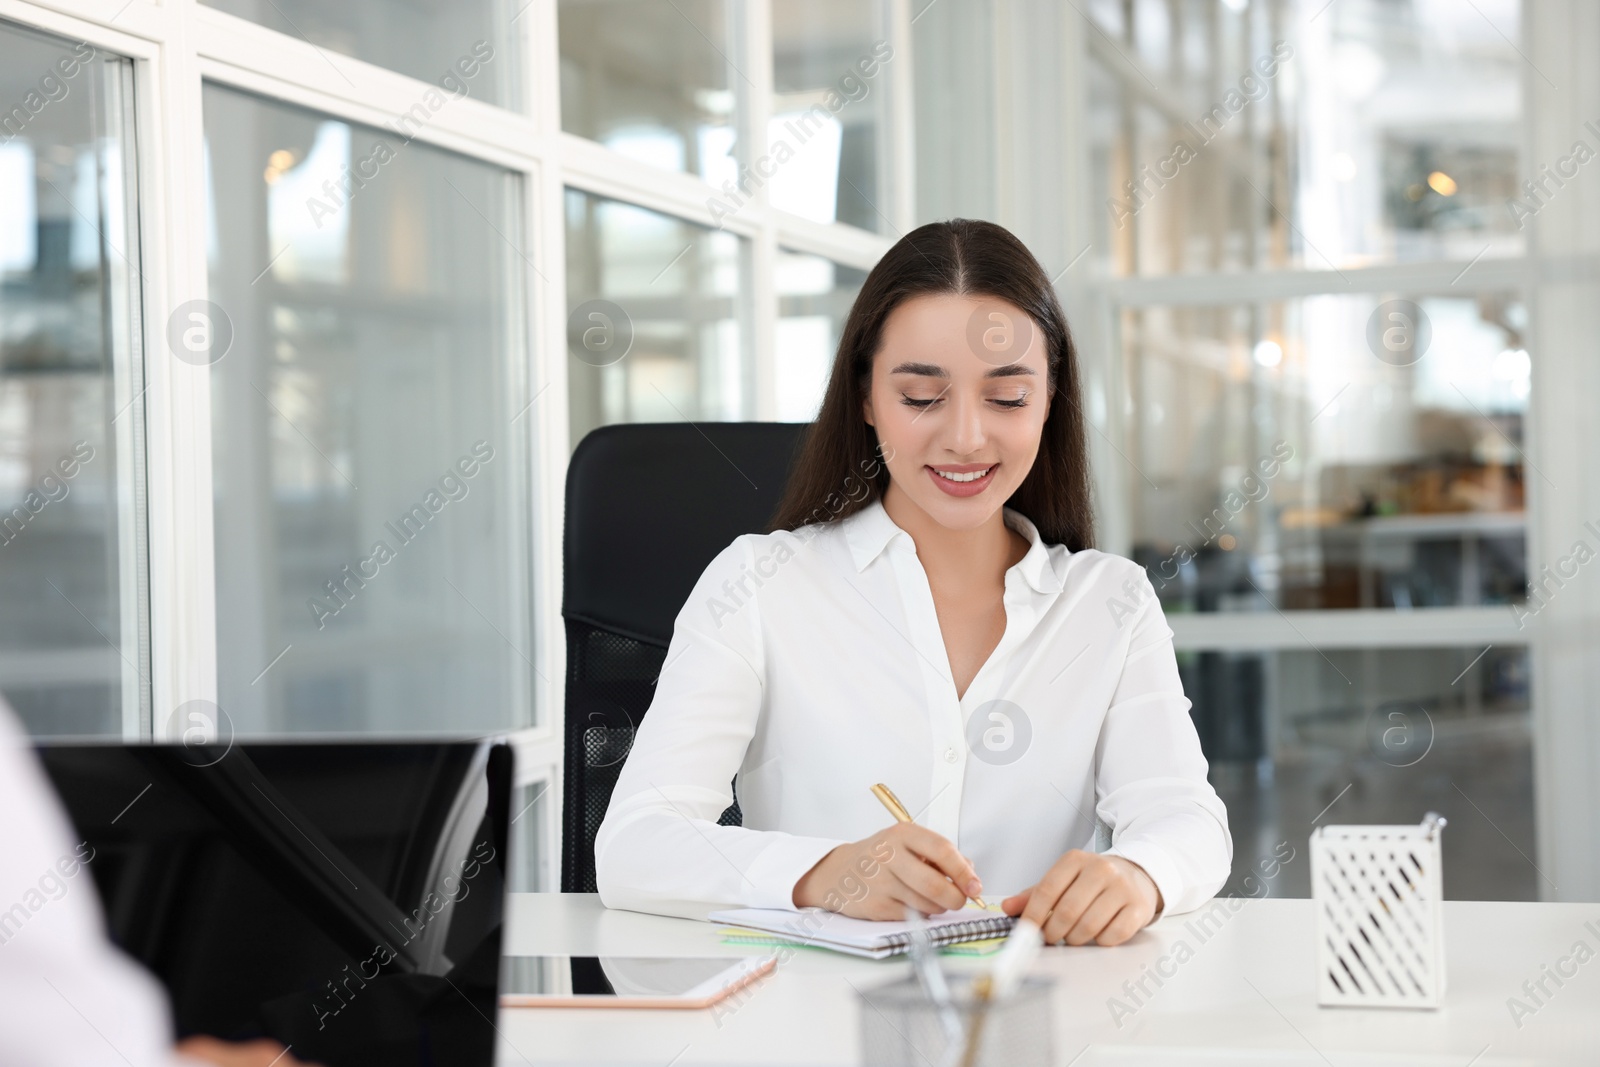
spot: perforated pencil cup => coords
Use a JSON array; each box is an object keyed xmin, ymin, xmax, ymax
[
  {"xmin": 857, "ymin": 972, "xmax": 1054, "ymax": 1067},
  {"xmin": 1311, "ymin": 812, "xmax": 1447, "ymax": 1008}
]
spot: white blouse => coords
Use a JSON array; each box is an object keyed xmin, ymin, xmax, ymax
[{"xmin": 595, "ymin": 499, "xmax": 1232, "ymax": 921}]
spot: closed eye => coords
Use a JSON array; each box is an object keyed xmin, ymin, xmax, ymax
[{"xmin": 900, "ymin": 394, "xmax": 1030, "ymax": 409}]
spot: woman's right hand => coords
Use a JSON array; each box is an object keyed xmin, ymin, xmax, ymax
[{"xmin": 791, "ymin": 823, "xmax": 982, "ymax": 918}]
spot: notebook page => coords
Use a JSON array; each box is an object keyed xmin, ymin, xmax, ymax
[{"xmin": 708, "ymin": 905, "xmax": 1009, "ymax": 948}]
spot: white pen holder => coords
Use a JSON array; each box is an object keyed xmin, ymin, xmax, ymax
[{"xmin": 1311, "ymin": 812, "xmax": 1447, "ymax": 1009}]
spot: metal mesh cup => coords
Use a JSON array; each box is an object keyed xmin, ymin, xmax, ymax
[{"xmin": 857, "ymin": 973, "xmax": 1055, "ymax": 1067}]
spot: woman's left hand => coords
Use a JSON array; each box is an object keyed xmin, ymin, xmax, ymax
[{"xmin": 1001, "ymin": 851, "xmax": 1163, "ymax": 947}]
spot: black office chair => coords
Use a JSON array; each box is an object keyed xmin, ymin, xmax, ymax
[{"xmin": 560, "ymin": 422, "xmax": 809, "ymax": 893}]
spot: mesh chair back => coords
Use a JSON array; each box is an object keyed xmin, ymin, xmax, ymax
[{"xmin": 561, "ymin": 422, "xmax": 808, "ymax": 892}]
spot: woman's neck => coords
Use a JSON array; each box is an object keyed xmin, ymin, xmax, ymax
[{"xmin": 879, "ymin": 483, "xmax": 1027, "ymax": 591}]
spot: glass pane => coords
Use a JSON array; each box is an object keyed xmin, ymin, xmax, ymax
[
  {"xmin": 1089, "ymin": 0, "xmax": 1523, "ymax": 276},
  {"xmin": 203, "ymin": 0, "xmax": 520, "ymax": 111},
  {"xmin": 1085, "ymin": 54, "xmax": 1126, "ymax": 278},
  {"xmin": 775, "ymin": 248, "xmax": 865, "ymax": 421},
  {"xmin": 771, "ymin": 1, "xmax": 893, "ymax": 231},
  {"xmin": 204, "ymin": 83, "xmax": 535, "ymax": 735},
  {"xmin": 564, "ymin": 188, "xmax": 747, "ymax": 448},
  {"xmin": 0, "ymin": 24, "xmax": 146, "ymax": 737},
  {"xmin": 909, "ymin": 0, "xmax": 996, "ymax": 224},
  {"xmin": 1124, "ymin": 293, "xmax": 1529, "ymax": 613},
  {"xmin": 559, "ymin": 0, "xmax": 736, "ymax": 181},
  {"xmin": 1203, "ymin": 644, "xmax": 1533, "ymax": 901},
  {"xmin": 508, "ymin": 776, "xmax": 552, "ymax": 892}
]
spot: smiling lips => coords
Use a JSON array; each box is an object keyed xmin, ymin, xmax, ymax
[{"xmin": 927, "ymin": 463, "xmax": 997, "ymax": 497}]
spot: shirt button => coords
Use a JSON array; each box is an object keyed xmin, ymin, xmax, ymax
[{"xmin": 944, "ymin": 747, "xmax": 959, "ymax": 764}]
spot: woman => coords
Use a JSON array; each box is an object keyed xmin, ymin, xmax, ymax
[{"xmin": 595, "ymin": 219, "xmax": 1230, "ymax": 947}]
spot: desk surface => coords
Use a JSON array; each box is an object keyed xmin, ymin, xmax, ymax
[{"xmin": 498, "ymin": 894, "xmax": 1599, "ymax": 1066}]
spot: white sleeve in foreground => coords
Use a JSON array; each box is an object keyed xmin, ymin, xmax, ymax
[
  {"xmin": 594, "ymin": 536, "xmax": 847, "ymax": 919},
  {"xmin": 1093, "ymin": 575, "xmax": 1233, "ymax": 918},
  {"xmin": 0, "ymin": 703, "xmax": 179, "ymax": 1067}
]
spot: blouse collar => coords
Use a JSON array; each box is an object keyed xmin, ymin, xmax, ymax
[{"xmin": 840, "ymin": 497, "xmax": 1065, "ymax": 595}]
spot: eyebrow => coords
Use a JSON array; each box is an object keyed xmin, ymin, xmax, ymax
[{"xmin": 888, "ymin": 361, "xmax": 1036, "ymax": 379}]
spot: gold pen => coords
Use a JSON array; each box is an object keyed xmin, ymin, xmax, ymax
[{"xmin": 870, "ymin": 782, "xmax": 989, "ymax": 909}]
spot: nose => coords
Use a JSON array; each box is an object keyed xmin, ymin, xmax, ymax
[{"xmin": 947, "ymin": 390, "xmax": 987, "ymax": 456}]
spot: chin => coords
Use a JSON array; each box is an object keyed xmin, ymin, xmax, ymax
[{"xmin": 909, "ymin": 485, "xmax": 1010, "ymax": 531}]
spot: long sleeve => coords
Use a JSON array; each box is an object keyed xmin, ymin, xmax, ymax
[
  {"xmin": 1092, "ymin": 570, "xmax": 1233, "ymax": 917},
  {"xmin": 594, "ymin": 535, "xmax": 848, "ymax": 919},
  {"xmin": 0, "ymin": 702, "xmax": 183, "ymax": 1067}
]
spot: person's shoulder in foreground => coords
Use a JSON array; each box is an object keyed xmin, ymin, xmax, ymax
[{"xmin": 0, "ymin": 703, "xmax": 314, "ymax": 1066}]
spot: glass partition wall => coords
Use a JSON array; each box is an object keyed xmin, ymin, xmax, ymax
[
  {"xmin": 1083, "ymin": 0, "xmax": 1538, "ymax": 900},
  {"xmin": 2, "ymin": 0, "xmax": 1590, "ymax": 905}
]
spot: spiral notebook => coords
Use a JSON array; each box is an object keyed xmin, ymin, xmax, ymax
[{"xmin": 707, "ymin": 906, "xmax": 1015, "ymax": 960}]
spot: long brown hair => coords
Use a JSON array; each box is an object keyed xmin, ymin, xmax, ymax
[{"xmin": 767, "ymin": 218, "xmax": 1094, "ymax": 550}]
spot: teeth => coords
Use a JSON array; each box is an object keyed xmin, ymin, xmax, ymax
[{"xmin": 934, "ymin": 467, "xmax": 992, "ymax": 483}]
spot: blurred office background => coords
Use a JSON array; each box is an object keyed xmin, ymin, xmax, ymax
[{"xmin": 2, "ymin": 0, "xmax": 1596, "ymax": 903}]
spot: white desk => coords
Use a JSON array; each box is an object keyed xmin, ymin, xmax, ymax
[{"xmin": 497, "ymin": 894, "xmax": 1599, "ymax": 1066}]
